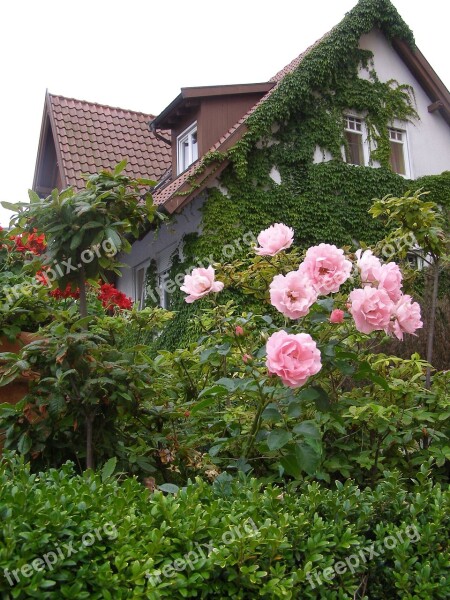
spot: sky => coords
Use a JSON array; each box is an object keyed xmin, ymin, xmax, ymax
[{"xmin": 1, "ymin": 0, "xmax": 449, "ymax": 226}]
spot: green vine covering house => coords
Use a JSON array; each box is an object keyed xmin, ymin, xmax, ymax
[{"xmin": 33, "ymin": 0, "xmax": 450, "ymax": 350}]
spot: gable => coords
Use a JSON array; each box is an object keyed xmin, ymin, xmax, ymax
[
  {"xmin": 359, "ymin": 29, "xmax": 450, "ymax": 177},
  {"xmin": 33, "ymin": 93, "xmax": 172, "ymax": 195}
]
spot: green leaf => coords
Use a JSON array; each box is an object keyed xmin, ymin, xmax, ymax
[
  {"xmin": 114, "ymin": 159, "xmax": 128, "ymax": 175},
  {"xmin": 190, "ymin": 396, "xmax": 217, "ymax": 414},
  {"xmin": 17, "ymin": 433, "xmax": 32, "ymax": 455},
  {"xmin": 267, "ymin": 429, "xmax": 292, "ymax": 451},
  {"xmin": 28, "ymin": 189, "xmax": 41, "ymax": 203},
  {"xmin": 158, "ymin": 483, "xmax": 179, "ymax": 494},
  {"xmin": 101, "ymin": 457, "xmax": 117, "ymax": 482},
  {"xmin": 293, "ymin": 420, "xmax": 321, "ymax": 440}
]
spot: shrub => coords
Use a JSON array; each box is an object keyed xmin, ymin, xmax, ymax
[{"xmin": 1, "ymin": 454, "xmax": 449, "ymax": 599}]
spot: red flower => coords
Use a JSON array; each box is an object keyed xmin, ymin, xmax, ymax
[
  {"xmin": 12, "ymin": 230, "xmax": 46, "ymax": 255},
  {"xmin": 49, "ymin": 285, "xmax": 80, "ymax": 300},
  {"xmin": 98, "ymin": 283, "xmax": 133, "ymax": 311}
]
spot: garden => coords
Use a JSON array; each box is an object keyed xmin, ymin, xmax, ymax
[{"xmin": 0, "ymin": 162, "xmax": 449, "ymax": 598}]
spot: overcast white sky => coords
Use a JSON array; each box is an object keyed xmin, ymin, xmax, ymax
[{"xmin": 1, "ymin": 0, "xmax": 449, "ymax": 226}]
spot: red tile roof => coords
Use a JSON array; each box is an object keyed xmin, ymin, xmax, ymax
[
  {"xmin": 152, "ymin": 36, "xmax": 327, "ymax": 212},
  {"xmin": 48, "ymin": 94, "xmax": 171, "ymax": 190}
]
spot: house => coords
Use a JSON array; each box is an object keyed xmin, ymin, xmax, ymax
[{"xmin": 33, "ymin": 0, "xmax": 450, "ymax": 316}]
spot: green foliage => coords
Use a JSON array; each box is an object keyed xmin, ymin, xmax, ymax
[
  {"xmin": 1, "ymin": 454, "xmax": 449, "ymax": 598},
  {"xmin": 0, "ymin": 307, "xmax": 173, "ymax": 471},
  {"xmin": 4, "ymin": 162, "xmax": 158, "ymax": 290}
]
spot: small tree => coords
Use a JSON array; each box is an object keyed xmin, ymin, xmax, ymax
[{"xmin": 2, "ymin": 161, "xmax": 159, "ymax": 467}]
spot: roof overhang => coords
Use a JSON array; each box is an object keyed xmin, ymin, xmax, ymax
[
  {"xmin": 393, "ymin": 39, "xmax": 450, "ymax": 126},
  {"xmin": 151, "ymin": 82, "xmax": 275, "ymax": 130}
]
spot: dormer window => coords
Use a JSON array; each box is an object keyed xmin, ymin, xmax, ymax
[{"xmin": 177, "ymin": 123, "xmax": 198, "ymax": 174}]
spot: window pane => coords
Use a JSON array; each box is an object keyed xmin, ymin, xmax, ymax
[
  {"xmin": 345, "ymin": 131, "xmax": 364, "ymax": 165},
  {"xmin": 389, "ymin": 141, "xmax": 405, "ymax": 175},
  {"xmin": 192, "ymin": 131, "xmax": 198, "ymax": 162}
]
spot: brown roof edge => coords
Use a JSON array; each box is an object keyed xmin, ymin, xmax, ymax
[
  {"xmin": 32, "ymin": 92, "xmax": 52, "ymax": 192},
  {"xmin": 46, "ymin": 92, "xmax": 69, "ymax": 188},
  {"xmin": 151, "ymin": 82, "xmax": 275, "ymax": 130},
  {"xmin": 392, "ymin": 39, "xmax": 450, "ymax": 126}
]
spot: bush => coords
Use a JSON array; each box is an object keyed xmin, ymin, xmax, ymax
[{"xmin": 1, "ymin": 454, "xmax": 449, "ymax": 599}]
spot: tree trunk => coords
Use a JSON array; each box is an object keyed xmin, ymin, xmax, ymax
[
  {"xmin": 425, "ymin": 261, "xmax": 439, "ymax": 389},
  {"xmin": 79, "ymin": 265, "xmax": 88, "ymax": 319},
  {"xmin": 85, "ymin": 411, "xmax": 95, "ymax": 470}
]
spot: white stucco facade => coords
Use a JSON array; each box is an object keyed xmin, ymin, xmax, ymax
[
  {"xmin": 116, "ymin": 194, "xmax": 205, "ymax": 301},
  {"xmin": 358, "ymin": 29, "xmax": 450, "ymax": 177}
]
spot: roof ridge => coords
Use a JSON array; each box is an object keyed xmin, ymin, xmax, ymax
[{"xmin": 48, "ymin": 92, "xmax": 155, "ymax": 119}]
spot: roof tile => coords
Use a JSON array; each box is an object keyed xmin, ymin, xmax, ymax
[{"xmin": 48, "ymin": 94, "xmax": 171, "ymax": 190}]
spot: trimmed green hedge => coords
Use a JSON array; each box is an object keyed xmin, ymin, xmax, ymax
[{"xmin": 0, "ymin": 454, "xmax": 449, "ymax": 598}]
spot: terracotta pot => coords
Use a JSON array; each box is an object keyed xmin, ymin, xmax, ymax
[{"xmin": 0, "ymin": 332, "xmax": 41, "ymax": 454}]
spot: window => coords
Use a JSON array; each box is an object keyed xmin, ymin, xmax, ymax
[
  {"xmin": 389, "ymin": 128, "xmax": 409, "ymax": 177},
  {"xmin": 344, "ymin": 116, "xmax": 365, "ymax": 165},
  {"xmin": 177, "ymin": 123, "xmax": 198, "ymax": 174}
]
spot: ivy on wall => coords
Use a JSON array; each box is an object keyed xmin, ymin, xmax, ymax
[{"xmin": 149, "ymin": 0, "xmax": 450, "ymax": 350}]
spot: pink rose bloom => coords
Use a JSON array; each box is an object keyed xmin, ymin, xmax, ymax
[
  {"xmin": 180, "ymin": 266, "xmax": 224, "ymax": 303},
  {"xmin": 355, "ymin": 249, "xmax": 382, "ymax": 285},
  {"xmin": 269, "ymin": 271, "xmax": 317, "ymax": 319},
  {"xmin": 299, "ymin": 243, "xmax": 352, "ymax": 295},
  {"xmin": 266, "ymin": 330, "xmax": 322, "ymax": 388},
  {"xmin": 329, "ymin": 309, "xmax": 345, "ymax": 323},
  {"xmin": 348, "ymin": 287, "xmax": 394, "ymax": 334},
  {"xmin": 235, "ymin": 325, "xmax": 244, "ymax": 336},
  {"xmin": 388, "ymin": 295, "xmax": 423, "ymax": 341},
  {"xmin": 375, "ymin": 262, "xmax": 403, "ymax": 302},
  {"xmin": 254, "ymin": 223, "xmax": 294, "ymax": 256}
]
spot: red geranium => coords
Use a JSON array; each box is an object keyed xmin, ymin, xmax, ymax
[
  {"xmin": 98, "ymin": 283, "xmax": 133, "ymax": 310},
  {"xmin": 12, "ymin": 230, "xmax": 46, "ymax": 255},
  {"xmin": 49, "ymin": 285, "xmax": 80, "ymax": 300}
]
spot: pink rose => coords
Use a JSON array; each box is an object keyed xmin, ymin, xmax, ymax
[
  {"xmin": 299, "ymin": 243, "xmax": 352, "ymax": 295},
  {"xmin": 348, "ymin": 287, "xmax": 394, "ymax": 334},
  {"xmin": 242, "ymin": 353, "xmax": 252, "ymax": 364},
  {"xmin": 235, "ymin": 325, "xmax": 244, "ymax": 336},
  {"xmin": 375, "ymin": 262, "xmax": 403, "ymax": 302},
  {"xmin": 269, "ymin": 271, "xmax": 317, "ymax": 319},
  {"xmin": 329, "ymin": 309, "xmax": 345, "ymax": 323},
  {"xmin": 180, "ymin": 266, "xmax": 224, "ymax": 303},
  {"xmin": 254, "ymin": 223, "xmax": 294, "ymax": 256},
  {"xmin": 388, "ymin": 295, "xmax": 423, "ymax": 340},
  {"xmin": 355, "ymin": 249, "xmax": 382, "ymax": 285},
  {"xmin": 266, "ymin": 330, "xmax": 322, "ymax": 388}
]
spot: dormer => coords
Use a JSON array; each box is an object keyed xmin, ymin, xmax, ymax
[{"xmin": 150, "ymin": 82, "xmax": 275, "ymax": 178}]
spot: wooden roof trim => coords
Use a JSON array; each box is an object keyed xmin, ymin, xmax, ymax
[
  {"xmin": 46, "ymin": 93, "xmax": 69, "ymax": 188},
  {"xmin": 152, "ymin": 82, "xmax": 274, "ymax": 130},
  {"xmin": 392, "ymin": 38, "xmax": 450, "ymax": 126},
  {"xmin": 32, "ymin": 95, "xmax": 52, "ymax": 193}
]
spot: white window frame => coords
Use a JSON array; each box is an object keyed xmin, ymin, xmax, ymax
[
  {"xmin": 388, "ymin": 127, "xmax": 411, "ymax": 179},
  {"xmin": 343, "ymin": 115, "xmax": 370, "ymax": 166},
  {"xmin": 177, "ymin": 122, "xmax": 198, "ymax": 175}
]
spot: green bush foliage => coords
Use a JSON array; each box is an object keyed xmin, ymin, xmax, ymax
[{"xmin": 1, "ymin": 454, "xmax": 449, "ymax": 599}]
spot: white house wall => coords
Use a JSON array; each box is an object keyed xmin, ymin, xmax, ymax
[
  {"xmin": 358, "ymin": 29, "xmax": 450, "ymax": 177},
  {"xmin": 116, "ymin": 194, "xmax": 205, "ymax": 300}
]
